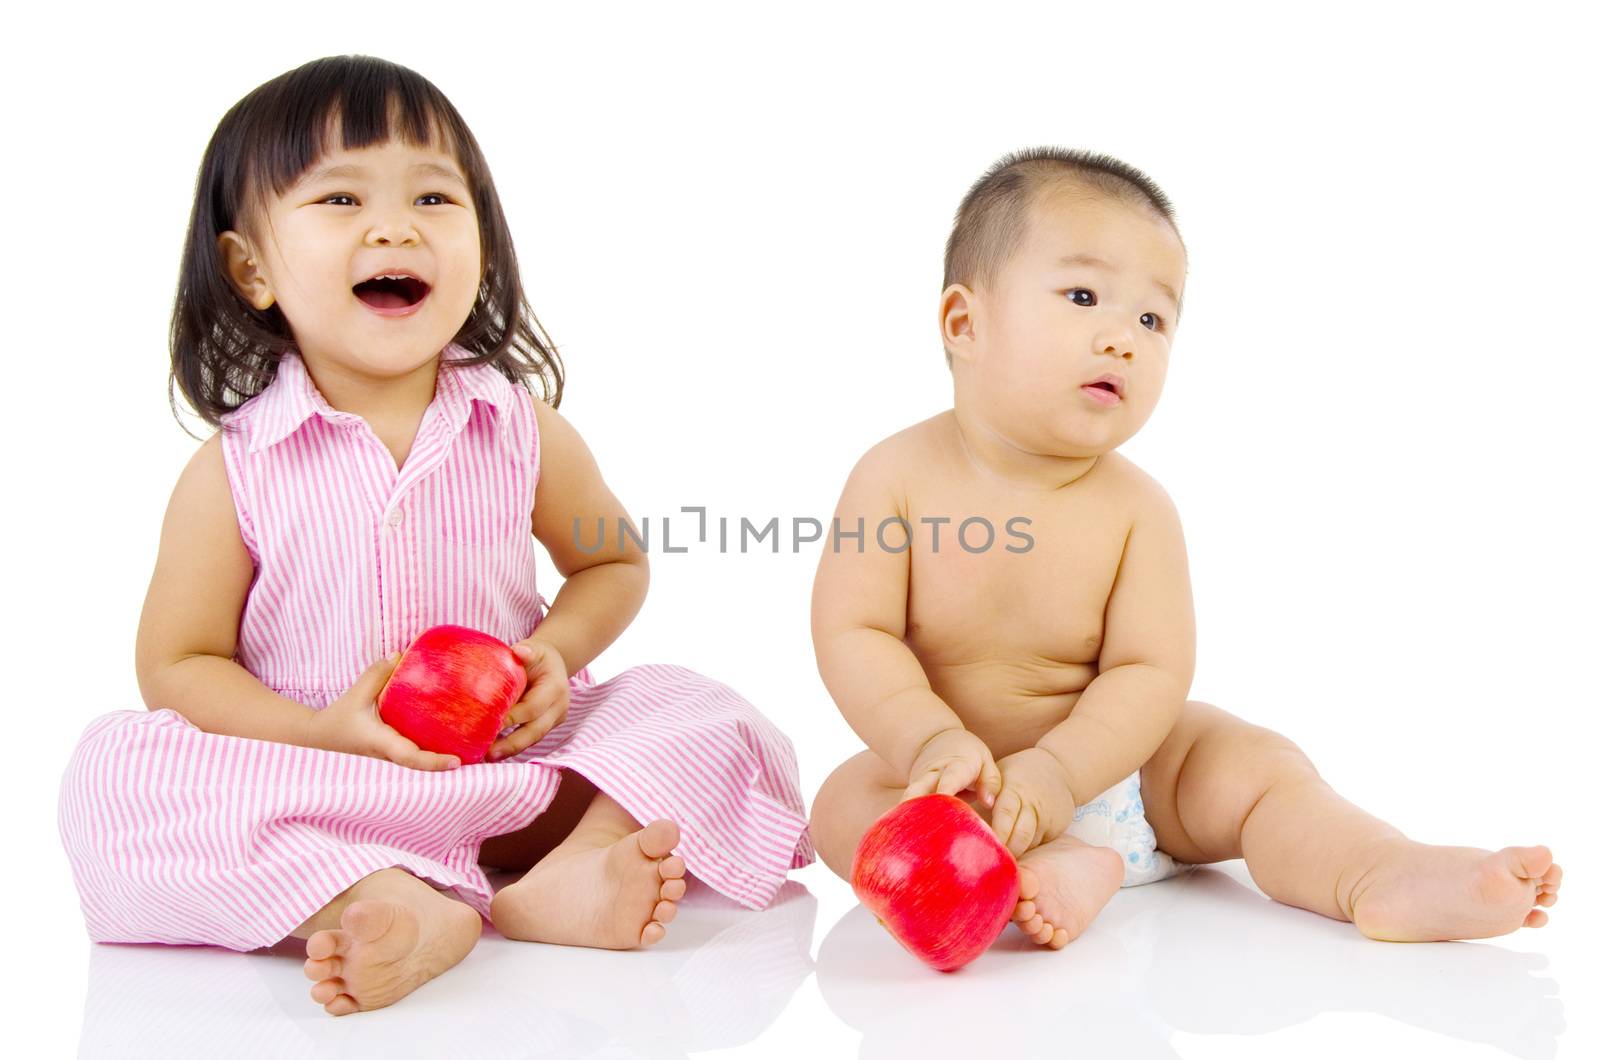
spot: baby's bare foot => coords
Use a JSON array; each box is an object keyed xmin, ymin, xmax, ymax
[
  {"xmin": 302, "ymin": 887, "xmax": 481, "ymax": 1016},
  {"xmin": 1348, "ymin": 839, "xmax": 1562, "ymax": 942},
  {"xmin": 491, "ymin": 818, "xmax": 688, "ymax": 948},
  {"xmin": 1011, "ymin": 836, "xmax": 1125, "ymax": 949}
]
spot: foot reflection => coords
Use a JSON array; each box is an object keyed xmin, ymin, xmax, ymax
[
  {"xmin": 815, "ymin": 863, "xmax": 1562, "ymax": 1060},
  {"xmin": 78, "ymin": 879, "xmax": 817, "ymax": 1059}
]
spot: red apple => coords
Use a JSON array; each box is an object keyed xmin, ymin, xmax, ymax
[
  {"xmin": 850, "ymin": 793, "xmax": 1020, "ymax": 972},
  {"xmin": 377, "ymin": 624, "xmax": 528, "ymax": 765}
]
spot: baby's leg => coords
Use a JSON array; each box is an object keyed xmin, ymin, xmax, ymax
[
  {"xmin": 490, "ymin": 777, "xmax": 687, "ymax": 948},
  {"xmin": 811, "ymin": 751, "xmax": 1124, "ymax": 948},
  {"xmin": 294, "ymin": 867, "xmax": 482, "ymax": 1017},
  {"xmin": 1138, "ymin": 700, "xmax": 1563, "ymax": 942}
]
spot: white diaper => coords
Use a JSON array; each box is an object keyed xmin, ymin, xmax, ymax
[{"xmin": 1064, "ymin": 770, "xmax": 1192, "ymax": 887}]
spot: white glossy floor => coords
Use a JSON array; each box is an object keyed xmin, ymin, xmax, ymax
[{"xmin": 69, "ymin": 858, "xmax": 1585, "ymax": 1059}]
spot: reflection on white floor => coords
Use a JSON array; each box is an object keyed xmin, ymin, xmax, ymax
[
  {"xmin": 78, "ymin": 878, "xmax": 818, "ymax": 1059},
  {"xmin": 74, "ymin": 862, "xmax": 1568, "ymax": 1059},
  {"xmin": 817, "ymin": 862, "xmax": 1565, "ymax": 1060}
]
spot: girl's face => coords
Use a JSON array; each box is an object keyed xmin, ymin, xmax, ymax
[{"xmin": 218, "ymin": 135, "xmax": 482, "ymax": 382}]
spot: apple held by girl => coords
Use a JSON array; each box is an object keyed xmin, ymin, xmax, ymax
[{"xmin": 376, "ymin": 624, "xmax": 533, "ymax": 765}]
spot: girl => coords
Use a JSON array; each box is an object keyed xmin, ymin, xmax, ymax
[{"xmin": 57, "ymin": 54, "xmax": 813, "ymax": 1017}]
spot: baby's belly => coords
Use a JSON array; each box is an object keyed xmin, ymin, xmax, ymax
[{"xmin": 922, "ymin": 655, "xmax": 1098, "ymax": 759}]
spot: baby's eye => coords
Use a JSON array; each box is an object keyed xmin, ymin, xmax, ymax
[
  {"xmin": 321, "ymin": 194, "xmax": 357, "ymax": 206},
  {"xmin": 1140, "ymin": 312, "xmax": 1164, "ymax": 332},
  {"xmin": 1066, "ymin": 287, "xmax": 1096, "ymax": 306},
  {"xmin": 418, "ymin": 193, "xmax": 451, "ymax": 206}
]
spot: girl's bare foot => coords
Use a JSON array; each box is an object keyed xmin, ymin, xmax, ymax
[
  {"xmin": 490, "ymin": 818, "xmax": 688, "ymax": 948},
  {"xmin": 1010, "ymin": 835, "xmax": 1126, "ymax": 949},
  {"xmin": 299, "ymin": 872, "xmax": 482, "ymax": 1016},
  {"xmin": 1348, "ymin": 839, "xmax": 1562, "ymax": 942}
]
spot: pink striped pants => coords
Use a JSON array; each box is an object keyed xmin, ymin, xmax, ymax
[{"xmin": 58, "ymin": 664, "xmax": 813, "ymax": 951}]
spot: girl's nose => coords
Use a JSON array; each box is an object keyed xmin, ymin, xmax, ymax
[{"xmin": 366, "ymin": 216, "xmax": 420, "ymax": 247}]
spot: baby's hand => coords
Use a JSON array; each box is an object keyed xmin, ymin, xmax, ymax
[
  {"xmin": 990, "ymin": 748, "xmax": 1077, "ymax": 859},
  {"xmin": 304, "ymin": 654, "xmax": 461, "ymax": 771},
  {"xmin": 486, "ymin": 639, "xmax": 570, "ymax": 761},
  {"xmin": 901, "ymin": 727, "xmax": 1002, "ymax": 807}
]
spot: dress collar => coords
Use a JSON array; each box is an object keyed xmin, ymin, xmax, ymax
[{"xmin": 236, "ymin": 343, "xmax": 518, "ymax": 454}]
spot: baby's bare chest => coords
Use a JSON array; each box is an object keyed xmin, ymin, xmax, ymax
[{"xmin": 900, "ymin": 478, "xmax": 1131, "ymax": 669}]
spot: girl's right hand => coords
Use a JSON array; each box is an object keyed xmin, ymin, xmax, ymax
[{"xmin": 303, "ymin": 654, "xmax": 461, "ymax": 771}]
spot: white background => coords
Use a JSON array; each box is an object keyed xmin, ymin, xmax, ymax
[{"xmin": 3, "ymin": 2, "xmax": 1594, "ymax": 1057}]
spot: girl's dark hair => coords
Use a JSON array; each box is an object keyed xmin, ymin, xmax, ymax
[{"xmin": 170, "ymin": 54, "xmax": 563, "ymax": 433}]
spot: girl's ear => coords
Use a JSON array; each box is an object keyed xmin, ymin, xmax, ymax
[
  {"xmin": 940, "ymin": 283, "xmax": 979, "ymax": 365},
  {"xmin": 216, "ymin": 231, "xmax": 276, "ymax": 310}
]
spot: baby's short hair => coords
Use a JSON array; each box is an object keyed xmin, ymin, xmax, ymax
[{"xmin": 942, "ymin": 146, "xmax": 1184, "ymax": 316}]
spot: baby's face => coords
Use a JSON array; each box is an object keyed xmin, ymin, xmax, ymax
[
  {"xmin": 949, "ymin": 185, "xmax": 1187, "ymax": 460},
  {"xmin": 221, "ymin": 133, "xmax": 482, "ymax": 380}
]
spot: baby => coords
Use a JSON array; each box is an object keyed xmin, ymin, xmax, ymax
[{"xmin": 808, "ymin": 147, "xmax": 1562, "ymax": 947}]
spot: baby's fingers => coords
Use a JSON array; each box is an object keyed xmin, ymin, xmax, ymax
[
  {"xmin": 1005, "ymin": 804, "xmax": 1038, "ymax": 860},
  {"xmin": 901, "ymin": 763, "xmax": 950, "ymax": 802},
  {"xmin": 934, "ymin": 757, "xmax": 980, "ymax": 798},
  {"xmin": 990, "ymin": 789, "xmax": 1022, "ymax": 849}
]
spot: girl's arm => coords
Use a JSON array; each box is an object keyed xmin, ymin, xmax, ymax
[
  {"xmin": 134, "ymin": 434, "xmax": 318, "ymax": 746},
  {"xmin": 525, "ymin": 399, "xmax": 650, "ymax": 673}
]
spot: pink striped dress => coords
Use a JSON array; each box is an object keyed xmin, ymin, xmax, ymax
[{"xmin": 58, "ymin": 347, "xmax": 814, "ymax": 952}]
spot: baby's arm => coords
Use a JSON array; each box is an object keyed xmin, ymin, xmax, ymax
[
  {"xmin": 812, "ymin": 441, "xmax": 1000, "ymax": 801},
  {"xmin": 524, "ymin": 400, "xmax": 649, "ymax": 674},
  {"xmin": 1034, "ymin": 480, "xmax": 1196, "ymax": 808},
  {"xmin": 135, "ymin": 435, "xmax": 325, "ymax": 745}
]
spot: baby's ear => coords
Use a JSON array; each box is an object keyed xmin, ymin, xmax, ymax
[{"xmin": 939, "ymin": 283, "xmax": 977, "ymax": 364}]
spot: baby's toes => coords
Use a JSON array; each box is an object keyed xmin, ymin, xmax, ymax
[
  {"xmin": 640, "ymin": 921, "xmax": 667, "ymax": 946},
  {"xmin": 659, "ymin": 854, "xmax": 686, "ymax": 881},
  {"xmin": 1510, "ymin": 845, "xmax": 1553, "ymax": 880},
  {"xmin": 652, "ymin": 899, "xmax": 677, "ymax": 926},
  {"xmin": 1013, "ymin": 899, "xmax": 1037, "ymax": 923},
  {"xmin": 1544, "ymin": 862, "xmax": 1563, "ymax": 892},
  {"xmin": 1524, "ymin": 909, "xmax": 1549, "ymax": 929},
  {"xmin": 660, "ymin": 877, "xmax": 687, "ymax": 901}
]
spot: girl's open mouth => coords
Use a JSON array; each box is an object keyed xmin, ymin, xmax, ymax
[{"xmin": 352, "ymin": 275, "xmax": 431, "ymax": 316}]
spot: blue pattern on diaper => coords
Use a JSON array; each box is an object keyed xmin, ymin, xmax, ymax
[{"xmin": 1064, "ymin": 772, "xmax": 1191, "ymax": 887}]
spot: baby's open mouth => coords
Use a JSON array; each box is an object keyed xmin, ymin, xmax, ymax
[{"xmin": 352, "ymin": 274, "xmax": 431, "ymax": 309}]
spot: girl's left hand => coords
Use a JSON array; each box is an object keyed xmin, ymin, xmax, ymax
[{"xmin": 487, "ymin": 639, "xmax": 570, "ymax": 761}]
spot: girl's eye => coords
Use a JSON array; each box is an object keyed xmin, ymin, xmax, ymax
[
  {"xmin": 1140, "ymin": 312, "xmax": 1164, "ymax": 332},
  {"xmin": 317, "ymin": 194, "xmax": 454, "ymax": 206}
]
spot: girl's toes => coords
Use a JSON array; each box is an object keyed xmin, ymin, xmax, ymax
[
  {"xmin": 1535, "ymin": 890, "xmax": 1557, "ymax": 908},
  {"xmin": 641, "ymin": 921, "xmax": 666, "ymax": 946},
  {"xmin": 1016, "ymin": 866, "xmax": 1039, "ymax": 904},
  {"xmin": 659, "ymin": 855, "xmax": 686, "ymax": 880},
  {"xmin": 1013, "ymin": 900, "xmax": 1037, "ymax": 923},
  {"xmin": 652, "ymin": 900, "xmax": 677, "ymax": 925},
  {"xmin": 303, "ymin": 956, "xmax": 340, "ymax": 981},
  {"xmin": 1048, "ymin": 928, "xmax": 1070, "ymax": 949},
  {"xmin": 660, "ymin": 878, "xmax": 687, "ymax": 902},
  {"xmin": 637, "ymin": 820, "xmax": 680, "ymax": 860},
  {"xmin": 305, "ymin": 930, "xmax": 344, "ymax": 962},
  {"xmin": 1546, "ymin": 863, "xmax": 1563, "ymax": 889},
  {"xmin": 310, "ymin": 978, "xmax": 346, "ymax": 1005},
  {"xmin": 325, "ymin": 994, "xmax": 359, "ymax": 1016},
  {"xmin": 1523, "ymin": 909, "xmax": 1549, "ymax": 929}
]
